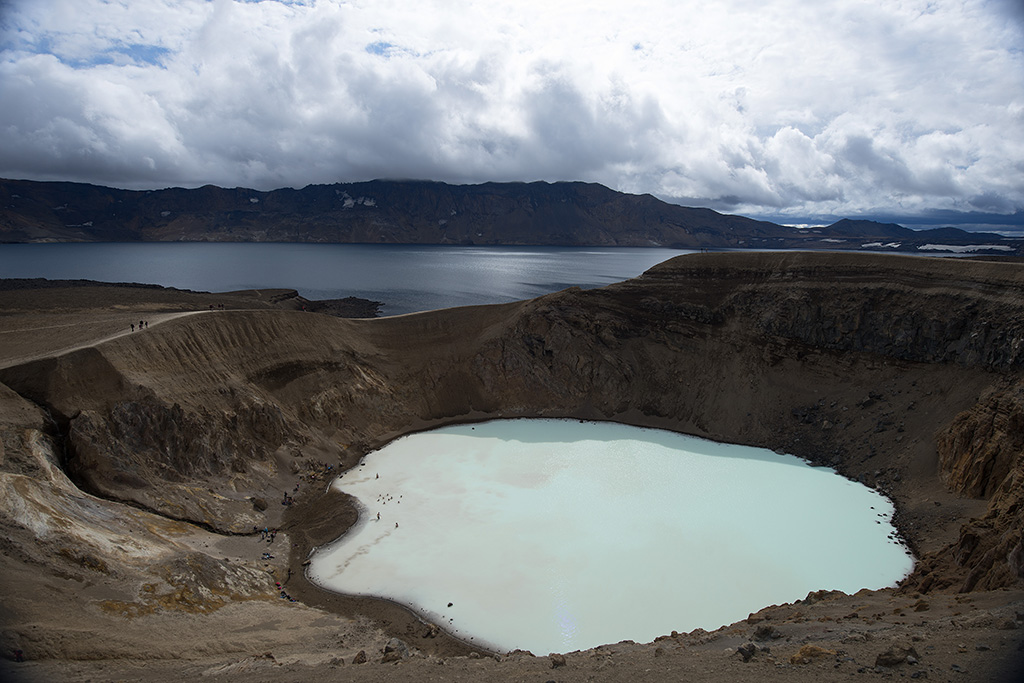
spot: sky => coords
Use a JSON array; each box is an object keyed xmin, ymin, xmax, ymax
[{"xmin": 1, "ymin": 0, "xmax": 1022, "ymax": 228}]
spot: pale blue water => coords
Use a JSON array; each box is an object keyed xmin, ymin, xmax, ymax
[
  {"xmin": 311, "ymin": 419, "xmax": 914, "ymax": 654},
  {"xmin": 0, "ymin": 243, "xmax": 692, "ymax": 315}
]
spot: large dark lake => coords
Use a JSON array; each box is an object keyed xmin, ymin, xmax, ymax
[{"xmin": 0, "ymin": 243, "xmax": 693, "ymax": 316}]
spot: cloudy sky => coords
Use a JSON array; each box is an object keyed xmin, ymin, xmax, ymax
[{"xmin": 1, "ymin": 0, "xmax": 1022, "ymax": 226}]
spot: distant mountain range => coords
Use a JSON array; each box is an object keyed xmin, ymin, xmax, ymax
[{"xmin": 0, "ymin": 178, "xmax": 1018, "ymax": 254}]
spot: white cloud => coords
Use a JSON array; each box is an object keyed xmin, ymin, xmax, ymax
[{"xmin": 0, "ymin": 0, "xmax": 1021, "ymax": 220}]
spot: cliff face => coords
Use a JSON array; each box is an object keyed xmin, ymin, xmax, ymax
[
  {"xmin": 906, "ymin": 381, "xmax": 1024, "ymax": 592},
  {"xmin": 68, "ymin": 397, "xmax": 292, "ymax": 530},
  {"xmin": 1, "ymin": 178, "xmax": 1015, "ymax": 252},
  {"xmin": 939, "ymin": 383, "xmax": 1024, "ymax": 499}
]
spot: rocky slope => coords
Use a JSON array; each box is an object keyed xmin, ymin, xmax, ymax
[
  {"xmin": 1, "ymin": 178, "xmax": 1016, "ymax": 252},
  {"xmin": 1, "ymin": 251, "xmax": 1023, "ymax": 681}
]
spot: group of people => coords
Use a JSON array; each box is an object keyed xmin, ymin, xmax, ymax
[
  {"xmin": 275, "ymin": 581, "xmax": 296, "ymax": 602},
  {"xmin": 129, "ymin": 320, "xmax": 149, "ymax": 332},
  {"xmin": 374, "ymin": 484, "xmax": 403, "ymax": 527}
]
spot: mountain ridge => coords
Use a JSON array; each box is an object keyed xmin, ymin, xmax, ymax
[{"xmin": 0, "ymin": 177, "xmax": 1016, "ymax": 253}]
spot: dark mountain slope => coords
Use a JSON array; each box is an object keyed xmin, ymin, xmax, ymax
[
  {"xmin": 0, "ymin": 178, "xmax": 1018, "ymax": 253},
  {"xmin": 0, "ymin": 178, "xmax": 787, "ymax": 247}
]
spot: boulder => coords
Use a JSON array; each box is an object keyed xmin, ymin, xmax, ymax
[
  {"xmin": 875, "ymin": 643, "xmax": 921, "ymax": 667},
  {"xmin": 381, "ymin": 637, "xmax": 410, "ymax": 663},
  {"xmin": 736, "ymin": 642, "xmax": 761, "ymax": 662},
  {"xmin": 789, "ymin": 644, "xmax": 836, "ymax": 665}
]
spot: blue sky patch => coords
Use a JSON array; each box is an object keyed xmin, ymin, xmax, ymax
[
  {"xmin": 118, "ymin": 43, "xmax": 171, "ymax": 66},
  {"xmin": 365, "ymin": 41, "xmax": 394, "ymax": 57},
  {"xmin": 63, "ymin": 43, "xmax": 171, "ymax": 69}
]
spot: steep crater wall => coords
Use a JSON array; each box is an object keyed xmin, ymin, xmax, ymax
[{"xmin": 2, "ymin": 252, "xmax": 1023, "ymax": 593}]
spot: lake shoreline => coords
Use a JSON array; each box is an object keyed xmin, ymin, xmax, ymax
[{"xmin": 306, "ymin": 419, "xmax": 916, "ymax": 655}]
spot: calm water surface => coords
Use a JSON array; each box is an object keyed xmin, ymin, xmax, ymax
[
  {"xmin": 0, "ymin": 243, "xmax": 692, "ymax": 315},
  {"xmin": 310, "ymin": 419, "xmax": 914, "ymax": 654}
]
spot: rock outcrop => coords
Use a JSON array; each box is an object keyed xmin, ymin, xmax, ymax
[
  {"xmin": 939, "ymin": 382, "xmax": 1024, "ymax": 498},
  {"xmin": 902, "ymin": 379, "xmax": 1024, "ymax": 593}
]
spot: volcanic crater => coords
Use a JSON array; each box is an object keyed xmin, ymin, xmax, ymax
[{"xmin": 1, "ymin": 251, "xmax": 1023, "ymax": 682}]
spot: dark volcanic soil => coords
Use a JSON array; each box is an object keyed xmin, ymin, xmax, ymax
[{"xmin": 1, "ymin": 252, "xmax": 1023, "ymax": 682}]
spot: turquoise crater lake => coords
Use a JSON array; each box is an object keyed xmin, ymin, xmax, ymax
[{"xmin": 308, "ymin": 419, "xmax": 914, "ymax": 654}]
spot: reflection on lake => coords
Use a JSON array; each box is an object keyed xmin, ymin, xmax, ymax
[{"xmin": 0, "ymin": 243, "xmax": 692, "ymax": 315}]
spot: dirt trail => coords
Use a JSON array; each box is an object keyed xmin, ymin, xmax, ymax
[{"xmin": 0, "ymin": 310, "xmax": 208, "ymax": 369}]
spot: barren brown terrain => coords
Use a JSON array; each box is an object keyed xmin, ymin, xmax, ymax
[{"xmin": 0, "ymin": 251, "xmax": 1022, "ymax": 682}]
